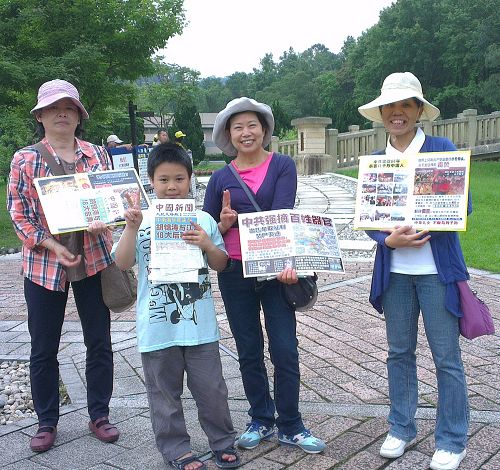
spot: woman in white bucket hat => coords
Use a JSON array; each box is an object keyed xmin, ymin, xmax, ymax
[
  {"xmin": 7, "ymin": 79, "xmax": 120, "ymax": 452},
  {"xmin": 203, "ymin": 97, "xmax": 326, "ymax": 454},
  {"xmin": 360, "ymin": 73, "xmax": 471, "ymax": 470}
]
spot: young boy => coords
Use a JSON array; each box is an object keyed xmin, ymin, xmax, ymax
[{"xmin": 113, "ymin": 143, "xmax": 240, "ymax": 470}]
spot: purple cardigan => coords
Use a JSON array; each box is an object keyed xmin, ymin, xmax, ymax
[
  {"xmin": 203, "ymin": 152, "xmax": 297, "ymax": 229},
  {"xmin": 366, "ymin": 135, "xmax": 472, "ymax": 317}
]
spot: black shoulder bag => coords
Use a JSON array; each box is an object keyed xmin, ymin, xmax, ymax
[{"xmin": 227, "ymin": 164, "xmax": 318, "ymax": 311}]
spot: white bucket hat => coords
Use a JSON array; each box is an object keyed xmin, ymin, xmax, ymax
[
  {"xmin": 31, "ymin": 79, "xmax": 89, "ymax": 119},
  {"xmin": 358, "ymin": 72, "xmax": 440, "ymax": 123},
  {"xmin": 212, "ymin": 97, "xmax": 275, "ymax": 156}
]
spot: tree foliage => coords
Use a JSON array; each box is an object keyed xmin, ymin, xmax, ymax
[
  {"xmin": 173, "ymin": 90, "xmax": 205, "ymax": 165},
  {"xmin": 0, "ymin": 0, "xmax": 497, "ymax": 179},
  {"xmin": 0, "ymin": 0, "xmax": 185, "ymax": 177}
]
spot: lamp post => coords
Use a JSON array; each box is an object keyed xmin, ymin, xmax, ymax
[{"xmin": 128, "ymin": 101, "xmax": 138, "ymax": 172}]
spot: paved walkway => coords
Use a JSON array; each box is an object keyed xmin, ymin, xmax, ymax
[{"xmin": 1, "ymin": 175, "xmax": 499, "ymax": 469}]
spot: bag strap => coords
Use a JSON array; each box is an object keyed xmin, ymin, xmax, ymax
[
  {"xmin": 227, "ymin": 163, "xmax": 262, "ymax": 211},
  {"xmin": 32, "ymin": 141, "xmax": 65, "ymax": 176}
]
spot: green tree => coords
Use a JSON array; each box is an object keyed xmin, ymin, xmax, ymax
[
  {"xmin": 136, "ymin": 62, "xmax": 200, "ymax": 130},
  {"xmin": 173, "ymin": 90, "xmax": 205, "ymax": 164},
  {"xmin": 0, "ymin": 0, "xmax": 186, "ymax": 177},
  {"xmin": 271, "ymin": 100, "xmax": 292, "ymax": 138},
  {"xmin": 225, "ymin": 72, "xmax": 251, "ymax": 100},
  {"xmin": 197, "ymin": 76, "xmax": 231, "ymax": 112}
]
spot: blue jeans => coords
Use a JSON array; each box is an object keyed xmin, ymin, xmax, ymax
[
  {"xmin": 382, "ymin": 273, "xmax": 469, "ymax": 452},
  {"xmin": 217, "ymin": 260, "xmax": 303, "ymax": 435},
  {"xmin": 25, "ymin": 274, "xmax": 113, "ymax": 426}
]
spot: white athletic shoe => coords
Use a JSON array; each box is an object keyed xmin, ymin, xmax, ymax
[
  {"xmin": 379, "ymin": 434, "xmax": 412, "ymax": 458},
  {"xmin": 430, "ymin": 449, "xmax": 466, "ymax": 470}
]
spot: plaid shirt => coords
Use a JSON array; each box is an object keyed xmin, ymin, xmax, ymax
[{"xmin": 7, "ymin": 137, "xmax": 114, "ymax": 291}]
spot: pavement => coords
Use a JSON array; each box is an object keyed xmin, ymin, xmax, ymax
[{"xmin": 1, "ymin": 175, "xmax": 499, "ymax": 469}]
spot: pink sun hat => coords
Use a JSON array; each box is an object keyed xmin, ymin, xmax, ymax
[{"xmin": 30, "ymin": 79, "xmax": 89, "ymax": 119}]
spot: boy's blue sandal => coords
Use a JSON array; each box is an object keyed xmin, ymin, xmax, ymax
[
  {"xmin": 169, "ymin": 455, "xmax": 207, "ymax": 470},
  {"xmin": 213, "ymin": 446, "xmax": 241, "ymax": 468},
  {"xmin": 278, "ymin": 429, "xmax": 326, "ymax": 454},
  {"xmin": 237, "ymin": 421, "xmax": 275, "ymax": 449}
]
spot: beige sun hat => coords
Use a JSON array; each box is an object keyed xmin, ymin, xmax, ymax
[
  {"xmin": 212, "ymin": 97, "xmax": 275, "ymax": 156},
  {"xmin": 358, "ymin": 72, "xmax": 440, "ymax": 123}
]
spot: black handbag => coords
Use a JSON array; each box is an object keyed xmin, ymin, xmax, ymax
[
  {"xmin": 227, "ymin": 164, "xmax": 318, "ymax": 311},
  {"xmin": 282, "ymin": 273, "xmax": 318, "ymax": 311}
]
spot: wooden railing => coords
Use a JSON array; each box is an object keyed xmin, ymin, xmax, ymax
[{"xmin": 276, "ymin": 109, "xmax": 500, "ymax": 168}]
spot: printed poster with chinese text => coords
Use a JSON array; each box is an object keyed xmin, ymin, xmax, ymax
[
  {"xmin": 354, "ymin": 151, "xmax": 471, "ymax": 231},
  {"xmin": 149, "ymin": 199, "xmax": 204, "ymax": 283},
  {"xmin": 238, "ymin": 209, "xmax": 344, "ymax": 278},
  {"xmin": 34, "ymin": 169, "xmax": 150, "ymax": 234}
]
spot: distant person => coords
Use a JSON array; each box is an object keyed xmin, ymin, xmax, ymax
[
  {"xmin": 7, "ymin": 79, "xmax": 119, "ymax": 453},
  {"xmin": 113, "ymin": 142, "xmax": 241, "ymax": 470},
  {"xmin": 174, "ymin": 130, "xmax": 187, "ymax": 149},
  {"xmin": 152, "ymin": 128, "xmax": 170, "ymax": 147},
  {"xmin": 358, "ymin": 72, "xmax": 472, "ymax": 470},
  {"xmin": 106, "ymin": 134, "xmax": 132, "ymax": 151},
  {"xmin": 203, "ymin": 97, "xmax": 326, "ymax": 454}
]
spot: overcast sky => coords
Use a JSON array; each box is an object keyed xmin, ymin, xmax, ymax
[{"xmin": 159, "ymin": 0, "xmax": 395, "ymax": 77}]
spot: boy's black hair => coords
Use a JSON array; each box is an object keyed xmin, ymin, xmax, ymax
[{"xmin": 147, "ymin": 142, "xmax": 192, "ymax": 179}]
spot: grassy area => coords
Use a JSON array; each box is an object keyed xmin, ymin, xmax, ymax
[
  {"xmin": 334, "ymin": 167, "xmax": 358, "ymax": 179},
  {"xmin": 2, "ymin": 162, "xmax": 498, "ymax": 272},
  {"xmin": 0, "ymin": 181, "xmax": 21, "ymax": 249},
  {"xmin": 459, "ymin": 161, "xmax": 499, "ymax": 272}
]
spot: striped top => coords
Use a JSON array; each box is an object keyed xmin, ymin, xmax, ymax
[{"xmin": 7, "ymin": 137, "xmax": 114, "ymax": 291}]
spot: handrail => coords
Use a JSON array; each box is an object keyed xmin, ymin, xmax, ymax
[{"xmin": 276, "ymin": 109, "xmax": 500, "ymax": 168}]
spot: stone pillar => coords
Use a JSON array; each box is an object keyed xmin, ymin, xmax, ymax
[
  {"xmin": 326, "ymin": 129, "xmax": 338, "ymax": 170},
  {"xmin": 422, "ymin": 120, "xmax": 432, "ymax": 135},
  {"xmin": 290, "ymin": 117, "xmax": 333, "ymax": 175},
  {"xmin": 373, "ymin": 121, "xmax": 386, "ymax": 150},
  {"xmin": 493, "ymin": 111, "xmax": 500, "ymax": 142},
  {"xmin": 348, "ymin": 125, "xmax": 360, "ymax": 163},
  {"xmin": 270, "ymin": 135, "xmax": 279, "ymax": 154},
  {"xmin": 463, "ymin": 108, "xmax": 478, "ymax": 148}
]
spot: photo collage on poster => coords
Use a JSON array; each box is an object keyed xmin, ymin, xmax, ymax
[{"xmin": 354, "ymin": 151, "xmax": 471, "ymax": 231}]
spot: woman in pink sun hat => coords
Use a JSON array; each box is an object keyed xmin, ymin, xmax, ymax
[{"xmin": 7, "ymin": 79, "xmax": 120, "ymax": 453}]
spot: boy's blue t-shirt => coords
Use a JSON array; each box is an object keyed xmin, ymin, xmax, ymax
[{"xmin": 112, "ymin": 209, "xmax": 226, "ymax": 353}]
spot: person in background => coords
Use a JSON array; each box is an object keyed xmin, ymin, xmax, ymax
[
  {"xmin": 174, "ymin": 130, "xmax": 187, "ymax": 149},
  {"xmin": 7, "ymin": 79, "xmax": 119, "ymax": 453},
  {"xmin": 106, "ymin": 134, "xmax": 132, "ymax": 151},
  {"xmin": 358, "ymin": 72, "xmax": 471, "ymax": 470},
  {"xmin": 152, "ymin": 128, "xmax": 169, "ymax": 147},
  {"xmin": 203, "ymin": 97, "xmax": 326, "ymax": 455},
  {"xmin": 113, "ymin": 143, "xmax": 240, "ymax": 470}
]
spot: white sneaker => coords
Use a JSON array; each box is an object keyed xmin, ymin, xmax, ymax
[
  {"xmin": 379, "ymin": 434, "xmax": 412, "ymax": 458},
  {"xmin": 430, "ymin": 449, "xmax": 466, "ymax": 470}
]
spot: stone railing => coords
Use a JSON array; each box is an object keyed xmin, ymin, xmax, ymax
[{"xmin": 273, "ymin": 109, "xmax": 500, "ymax": 170}]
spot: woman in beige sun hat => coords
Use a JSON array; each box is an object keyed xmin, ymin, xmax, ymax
[{"xmin": 360, "ymin": 72, "xmax": 472, "ymax": 470}]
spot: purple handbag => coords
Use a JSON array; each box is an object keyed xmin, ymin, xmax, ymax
[{"xmin": 457, "ymin": 281, "xmax": 495, "ymax": 340}]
